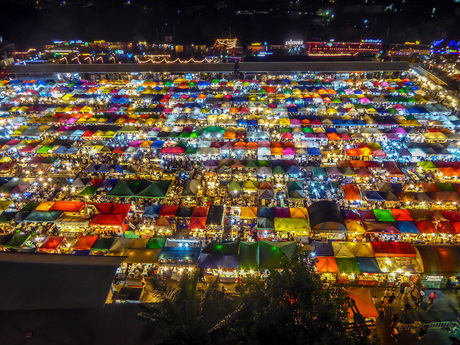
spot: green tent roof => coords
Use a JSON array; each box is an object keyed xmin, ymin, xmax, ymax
[
  {"xmin": 245, "ymin": 160, "xmax": 258, "ymax": 169},
  {"xmin": 418, "ymin": 161, "xmax": 437, "ymax": 170},
  {"xmin": 202, "ymin": 241, "xmax": 239, "ymax": 255},
  {"xmin": 238, "ymin": 242, "xmax": 258, "ymax": 270},
  {"xmin": 373, "ymin": 209, "xmax": 395, "ymax": 222},
  {"xmin": 36, "ymin": 145, "xmax": 53, "ymax": 154},
  {"xmin": 146, "ymin": 237, "xmax": 167, "ymax": 249},
  {"xmin": 184, "ymin": 147, "xmax": 197, "ymax": 155},
  {"xmin": 20, "ymin": 202, "xmax": 41, "ymax": 212},
  {"xmin": 179, "ymin": 131, "xmax": 191, "ymax": 138},
  {"xmin": 272, "ymin": 165, "xmax": 286, "ymax": 175},
  {"xmin": 228, "ymin": 181, "xmax": 243, "ymax": 192},
  {"xmin": 312, "ymin": 167, "xmax": 327, "ymax": 177},
  {"xmin": 107, "ymin": 180, "xmax": 137, "ymax": 197},
  {"xmin": 3, "ymin": 234, "xmax": 31, "ymax": 248},
  {"xmin": 257, "ymin": 241, "xmax": 297, "ymax": 269},
  {"xmin": 137, "ymin": 180, "xmax": 171, "ymax": 198},
  {"xmin": 336, "ymin": 257, "xmax": 360, "ymax": 274},
  {"xmin": 286, "ymin": 181, "xmax": 303, "ymax": 191},
  {"xmin": 79, "ymin": 186, "xmax": 98, "ymax": 196},
  {"xmin": 257, "ymin": 160, "xmax": 271, "ymax": 167},
  {"xmin": 0, "ymin": 212, "xmax": 16, "ymax": 223},
  {"xmin": 24, "ymin": 210, "xmax": 63, "ymax": 223},
  {"xmin": 91, "ymin": 237, "xmax": 116, "ymax": 251}
]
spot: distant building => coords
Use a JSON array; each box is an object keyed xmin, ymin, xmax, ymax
[
  {"xmin": 430, "ymin": 39, "xmax": 460, "ymax": 55},
  {"xmin": 388, "ymin": 42, "xmax": 430, "ymax": 58},
  {"xmin": 305, "ymin": 40, "xmax": 382, "ymax": 57}
]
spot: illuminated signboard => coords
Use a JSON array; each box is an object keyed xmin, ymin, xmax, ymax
[
  {"xmin": 285, "ymin": 40, "xmax": 303, "ymax": 45},
  {"xmin": 405, "ymin": 41, "xmax": 420, "ymax": 45},
  {"xmin": 257, "ymin": 52, "xmax": 273, "ymax": 57},
  {"xmin": 361, "ymin": 39, "xmax": 382, "ymax": 43}
]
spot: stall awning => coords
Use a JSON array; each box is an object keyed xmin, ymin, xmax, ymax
[
  {"xmin": 336, "ymin": 257, "xmax": 360, "ymax": 274},
  {"xmin": 370, "ymin": 242, "xmax": 417, "ymax": 257},
  {"xmin": 415, "ymin": 245, "xmax": 460, "ymax": 275},
  {"xmin": 346, "ymin": 288, "xmax": 378, "ymax": 319},
  {"xmin": 316, "ymin": 256, "xmax": 338, "ymax": 273},
  {"xmin": 356, "ymin": 257, "xmax": 381, "ymax": 274}
]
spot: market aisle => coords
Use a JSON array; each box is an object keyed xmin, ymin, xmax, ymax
[{"xmin": 370, "ymin": 288, "xmax": 460, "ymax": 344}]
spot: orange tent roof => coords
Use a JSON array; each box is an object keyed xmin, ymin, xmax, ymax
[
  {"xmin": 327, "ymin": 132, "xmax": 341, "ymax": 141},
  {"xmin": 49, "ymin": 201, "xmax": 85, "ymax": 213},
  {"xmin": 289, "ymin": 207, "xmax": 308, "ymax": 218},
  {"xmin": 390, "ymin": 209, "xmax": 413, "ymax": 221},
  {"xmin": 73, "ymin": 235, "xmax": 98, "ymax": 251},
  {"xmin": 346, "ymin": 288, "xmax": 378, "ymax": 319},
  {"xmin": 316, "ymin": 256, "xmax": 338, "ymax": 273},
  {"xmin": 349, "ymin": 160, "xmax": 368, "ymax": 169},
  {"xmin": 358, "ymin": 146, "xmax": 373, "ymax": 156},
  {"xmin": 346, "ymin": 149, "xmax": 360, "ymax": 157},
  {"xmin": 343, "ymin": 184, "xmax": 361, "ymax": 201},
  {"xmin": 247, "ymin": 142, "xmax": 258, "ymax": 150},
  {"xmin": 439, "ymin": 167, "xmax": 458, "ymax": 177},
  {"xmin": 234, "ymin": 142, "xmax": 246, "ymax": 149},
  {"xmin": 270, "ymin": 147, "xmax": 284, "ymax": 155},
  {"xmin": 224, "ymin": 132, "xmax": 236, "ymax": 139}
]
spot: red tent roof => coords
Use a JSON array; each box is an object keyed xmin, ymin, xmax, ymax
[
  {"xmin": 49, "ymin": 201, "xmax": 84, "ymax": 213},
  {"xmin": 370, "ymin": 242, "xmax": 417, "ymax": 257},
  {"xmin": 73, "ymin": 235, "xmax": 98, "ymax": 251},
  {"xmin": 159, "ymin": 205, "xmax": 179, "ymax": 217},
  {"xmin": 39, "ymin": 236, "xmax": 65, "ymax": 251},
  {"xmin": 91, "ymin": 203, "xmax": 131, "ymax": 215},
  {"xmin": 437, "ymin": 221, "xmax": 458, "ymax": 235},
  {"xmin": 192, "ymin": 206, "xmax": 209, "ymax": 217},
  {"xmin": 89, "ymin": 214, "xmax": 126, "ymax": 227},
  {"xmin": 415, "ymin": 221, "xmax": 438, "ymax": 234},
  {"xmin": 189, "ymin": 217, "xmax": 207, "ymax": 229}
]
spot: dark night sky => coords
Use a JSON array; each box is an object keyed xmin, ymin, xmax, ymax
[{"xmin": 0, "ymin": 0, "xmax": 459, "ymax": 48}]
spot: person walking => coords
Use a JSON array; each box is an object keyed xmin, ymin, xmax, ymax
[
  {"xmin": 390, "ymin": 313, "xmax": 399, "ymax": 329},
  {"xmin": 418, "ymin": 325, "xmax": 428, "ymax": 340},
  {"xmin": 402, "ymin": 300, "xmax": 411, "ymax": 314},
  {"xmin": 397, "ymin": 285, "xmax": 405, "ymax": 299},
  {"xmin": 427, "ymin": 291, "xmax": 437, "ymax": 311}
]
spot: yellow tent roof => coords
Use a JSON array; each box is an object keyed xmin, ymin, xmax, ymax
[
  {"xmin": 35, "ymin": 201, "xmax": 55, "ymax": 212},
  {"xmin": 240, "ymin": 206, "xmax": 258, "ymax": 219}
]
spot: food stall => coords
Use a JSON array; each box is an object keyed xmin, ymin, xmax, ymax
[{"xmin": 415, "ymin": 244, "xmax": 460, "ymax": 289}]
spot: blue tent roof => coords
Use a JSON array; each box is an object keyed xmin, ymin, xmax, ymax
[
  {"xmin": 364, "ymin": 191, "xmax": 385, "ymax": 201},
  {"xmin": 54, "ymin": 146, "xmax": 69, "ymax": 154},
  {"xmin": 143, "ymin": 204, "xmax": 162, "ymax": 218},
  {"xmin": 396, "ymin": 221, "xmax": 420, "ymax": 234},
  {"xmin": 307, "ymin": 148, "xmax": 321, "ymax": 156},
  {"xmin": 151, "ymin": 140, "xmax": 165, "ymax": 148},
  {"xmin": 356, "ymin": 257, "xmax": 381, "ymax": 273},
  {"xmin": 312, "ymin": 241, "xmax": 334, "ymax": 256}
]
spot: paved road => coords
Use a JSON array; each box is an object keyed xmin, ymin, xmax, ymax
[{"xmin": 369, "ymin": 287, "xmax": 460, "ymax": 344}]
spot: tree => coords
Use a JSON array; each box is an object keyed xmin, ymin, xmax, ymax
[
  {"xmin": 224, "ymin": 256, "xmax": 379, "ymax": 345},
  {"xmin": 139, "ymin": 271, "xmax": 233, "ymax": 345}
]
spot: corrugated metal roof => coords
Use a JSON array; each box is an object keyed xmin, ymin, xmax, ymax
[
  {"xmin": 6, "ymin": 61, "xmax": 409, "ymax": 74},
  {"xmin": 0, "ymin": 252, "xmax": 125, "ymax": 311}
]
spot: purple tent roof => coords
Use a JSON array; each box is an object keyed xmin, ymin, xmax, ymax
[{"xmin": 274, "ymin": 207, "xmax": 290, "ymax": 218}]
